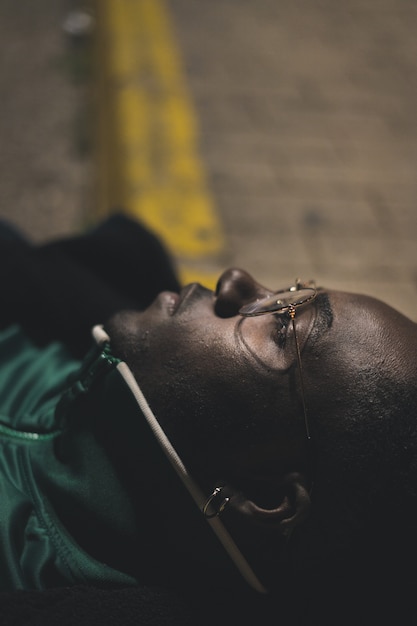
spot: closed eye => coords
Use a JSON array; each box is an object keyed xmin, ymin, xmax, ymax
[{"xmin": 272, "ymin": 313, "xmax": 289, "ymax": 348}]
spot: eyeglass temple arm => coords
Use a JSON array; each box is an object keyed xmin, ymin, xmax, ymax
[{"xmin": 288, "ymin": 306, "xmax": 311, "ymax": 441}]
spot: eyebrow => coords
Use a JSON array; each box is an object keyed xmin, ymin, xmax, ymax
[{"xmin": 308, "ymin": 292, "xmax": 333, "ymax": 345}]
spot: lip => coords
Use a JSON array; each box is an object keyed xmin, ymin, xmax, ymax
[
  {"xmin": 171, "ymin": 283, "xmax": 201, "ymax": 315},
  {"xmin": 164, "ymin": 291, "xmax": 180, "ymax": 316},
  {"xmin": 160, "ymin": 283, "xmax": 209, "ymax": 317}
]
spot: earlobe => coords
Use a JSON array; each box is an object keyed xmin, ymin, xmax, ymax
[{"xmin": 227, "ymin": 472, "xmax": 311, "ymax": 536}]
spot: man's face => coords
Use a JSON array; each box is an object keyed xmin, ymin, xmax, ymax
[{"xmin": 105, "ymin": 269, "xmax": 417, "ymax": 484}]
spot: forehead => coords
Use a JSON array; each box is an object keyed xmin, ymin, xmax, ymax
[
  {"xmin": 309, "ymin": 289, "xmax": 416, "ymax": 369},
  {"xmin": 327, "ymin": 290, "xmax": 409, "ymax": 329}
]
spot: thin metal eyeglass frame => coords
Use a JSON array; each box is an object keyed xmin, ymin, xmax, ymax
[{"xmin": 238, "ymin": 281, "xmax": 317, "ymax": 443}]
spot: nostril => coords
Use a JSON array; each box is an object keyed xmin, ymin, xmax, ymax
[{"xmin": 215, "ymin": 294, "xmax": 239, "ymax": 318}]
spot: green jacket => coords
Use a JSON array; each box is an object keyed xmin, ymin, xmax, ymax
[
  {"xmin": 0, "ymin": 325, "xmax": 266, "ymax": 594},
  {"xmin": 0, "ymin": 325, "xmax": 137, "ymax": 590}
]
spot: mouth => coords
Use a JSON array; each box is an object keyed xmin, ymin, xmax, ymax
[
  {"xmin": 161, "ymin": 283, "xmax": 213, "ymax": 316},
  {"xmin": 164, "ymin": 291, "xmax": 180, "ymax": 316},
  {"xmin": 170, "ymin": 283, "xmax": 203, "ymax": 315}
]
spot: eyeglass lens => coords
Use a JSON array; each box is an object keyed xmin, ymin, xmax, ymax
[{"xmin": 239, "ymin": 283, "xmax": 317, "ymax": 442}]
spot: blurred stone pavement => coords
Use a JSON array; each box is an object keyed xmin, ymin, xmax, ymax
[{"xmin": 1, "ymin": 0, "xmax": 416, "ymax": 319}]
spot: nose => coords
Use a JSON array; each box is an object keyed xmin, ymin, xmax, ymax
[{"xmin": 214, "ymin": 268, "xmax": 272, "ymax": 318}]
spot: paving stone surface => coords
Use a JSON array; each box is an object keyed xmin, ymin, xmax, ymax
[
  {"xmin": 170, "ymin": 0, "xmax": 417, "ymax": 319},
  {"xmin": 0, "ymin": 0, "xmax": 92, "ymax": 242},
  {"xmin": 1, "ymin": 0, "xmax": 416, "ymax": 320}
]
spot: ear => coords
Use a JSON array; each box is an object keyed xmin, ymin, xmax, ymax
[{"xmin": 226, "ymin": 472, "xmax": 311, "ymax": 537}]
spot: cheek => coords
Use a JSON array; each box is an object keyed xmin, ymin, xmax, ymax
[
  {"xmin": 145, "ymin": 319, "xmax": 254, "ymax": 409},
  {"xmin": 139, "ymin": 320, "xmax": 232, "ymax": 395}
]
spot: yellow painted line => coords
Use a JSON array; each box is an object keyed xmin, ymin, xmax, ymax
[{"xmin": 94, "ymin": 0, "xmax": 225, "ymax": 287}]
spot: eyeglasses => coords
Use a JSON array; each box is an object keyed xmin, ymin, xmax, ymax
[{"xmin": 239, "ymin": 279, "xmax": 317, "ymax": 443}]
